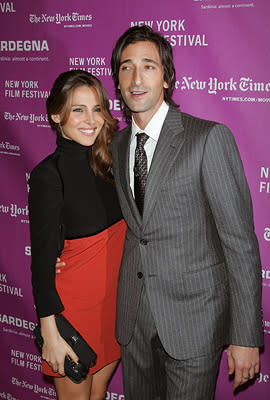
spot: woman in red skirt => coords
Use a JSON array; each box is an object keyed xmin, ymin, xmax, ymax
[{"xmin": 29, "ymin": 70, "xmax": 126, "ymax": 400}]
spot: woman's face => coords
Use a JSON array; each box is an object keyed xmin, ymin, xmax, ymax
[{"xmin": 53, "ymin": 85, "xmax": 105, "ymax": 146}]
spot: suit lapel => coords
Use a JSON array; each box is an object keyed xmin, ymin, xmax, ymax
[
  {"xmin": 116, "ymin": 126, "xmax": 142, "ymax": 227},
  {"xmin": 143, "ymin": 108, "xmax": 186, "ymax": 228}
]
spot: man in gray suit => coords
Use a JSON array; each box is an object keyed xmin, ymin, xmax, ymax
[{"xmin": 109, "ymin": 26, "xmax": 263, "ymax": 399}]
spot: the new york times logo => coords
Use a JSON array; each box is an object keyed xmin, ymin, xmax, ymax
[
  {"xmin": 264, "ymin": 228, "xmax": 270, "ymax": 242},
  {"xmin": 257, "ymin": 372, "xmax": 270, "ymax": 383}
]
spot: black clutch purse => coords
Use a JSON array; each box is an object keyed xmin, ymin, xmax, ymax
[{"xmin": 34, "ymin": 314, "xmax": 97, "ymax": 383}]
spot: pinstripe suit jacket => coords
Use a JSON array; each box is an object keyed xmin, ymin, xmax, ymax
[{"xmin": 110, "ymin": 107, "xmax": 263, "ymax": 359}]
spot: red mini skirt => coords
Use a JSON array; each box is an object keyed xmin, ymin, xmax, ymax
[{"xmin": 42, "ymin": 219, "xmax": 126, "ymax": 377}]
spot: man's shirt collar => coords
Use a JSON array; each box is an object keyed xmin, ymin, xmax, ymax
[{"xmin": 131, "ymin": 101, "xmax": 169, "ymax": 142}]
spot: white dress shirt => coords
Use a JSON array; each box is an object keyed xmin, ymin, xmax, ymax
[{"xmin": 129, "ymin": 101, "xmax": 169, "ymax": 196}]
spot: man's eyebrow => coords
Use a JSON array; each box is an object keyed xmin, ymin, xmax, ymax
[
  {"xmin": 120, "ymin": 58, "xmax": 159, "ymax": 66},
  {"xmin": 143, "ymin": 58, "xmax": 158, "ymax": 65},
  {"xmin": 119, "ymin": 58, "xmax": 132, "ymax": 66}
]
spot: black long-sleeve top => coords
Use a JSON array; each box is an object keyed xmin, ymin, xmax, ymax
[{"xmin": 29, "ymin": 136, "xmax": 122, "ymax": 318}]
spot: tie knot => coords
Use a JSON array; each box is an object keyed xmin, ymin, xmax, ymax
[{"xmin": 136, "ymin": 132, "xmax": 149, "ymax": 147}]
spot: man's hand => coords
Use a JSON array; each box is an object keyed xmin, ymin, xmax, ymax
[
  {"xmin": 56, "ymin": 257, "xmax": 65, "ymax": 274},
  {"xmin": 227, "ymin": 345, "xmax": 260, "ymax": 389}
]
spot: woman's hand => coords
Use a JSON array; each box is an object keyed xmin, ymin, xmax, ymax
[
  {"xmin": 40, "ymin": 315, "xmax": 78, "ymax": 376},
  {"xmin": 55, "ymin": 257, "xmax": 65, "ymax": 274}
]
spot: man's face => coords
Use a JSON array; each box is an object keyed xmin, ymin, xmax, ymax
[{"xmin": 118, "ymin": 41, "xmax": 168, "ymax": 127}]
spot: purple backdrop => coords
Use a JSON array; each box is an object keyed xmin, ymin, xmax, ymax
[{"xmin": 0, "ymin": 0, "xmax": 269, "ymax": 399}]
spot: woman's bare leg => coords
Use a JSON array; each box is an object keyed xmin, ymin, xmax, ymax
[
  {"xmin": 54, "ymin": 374, "xmax": 92, "ymax": 400},
  {"xmin": 90, "ymin": 360, "xmax": 120, "ymax": 400},
  {"xmin": 54, "ymin": 359, "xmax": 119, "ymax": 400}
]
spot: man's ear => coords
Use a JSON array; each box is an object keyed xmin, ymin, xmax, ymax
[
  {"xmin": 164, "ymin": 71, "xmax": 175, "ymax": 89},
  {"xmin": 51, "ymin": 114, "xmax": 61, "ymax": 124}
]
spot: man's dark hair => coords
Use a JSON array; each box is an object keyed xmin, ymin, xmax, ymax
[{"xmin": 111, "ymin": 25, "xmax": 178, "ymax": 121}]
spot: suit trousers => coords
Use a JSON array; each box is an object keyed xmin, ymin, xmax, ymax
[{"xmin": 121, "ymin": 286, "xmax": 223, "ymax": 400}]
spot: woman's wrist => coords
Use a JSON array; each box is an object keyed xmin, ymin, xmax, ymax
[{"xmin": 40, "ymin": 315, "xmax": 60, "ymax": 341}]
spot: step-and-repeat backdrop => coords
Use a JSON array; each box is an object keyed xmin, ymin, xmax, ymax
[{"xmin": 0, "ymin": 0, "xmax": 269, "ymax": 399}]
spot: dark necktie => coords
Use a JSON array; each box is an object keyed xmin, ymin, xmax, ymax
[{"xmin": 134, "ymin": 132, "xmax": 149, "ymax": 215}]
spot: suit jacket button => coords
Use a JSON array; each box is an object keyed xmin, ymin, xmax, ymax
[
  {"xmin": 140, "ymin": 239, "xmax": 148, "ymax": 245},
  {"xmin": 137, "ymin": 272, "xmax": 143, "ymax": 279}
]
